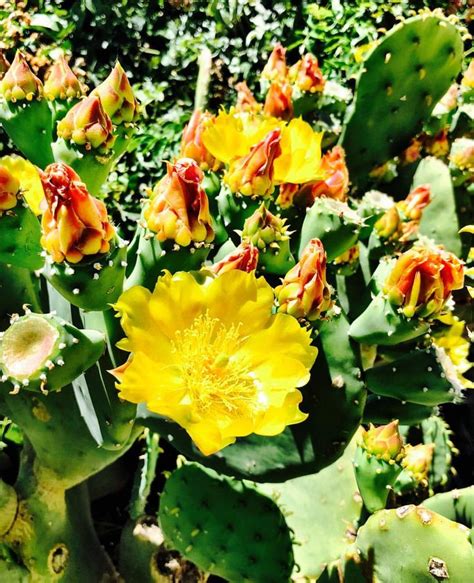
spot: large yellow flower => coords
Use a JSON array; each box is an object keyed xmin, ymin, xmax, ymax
[
  {"xmin": 0, "ymin": 155, "xmax": 44, "ymax": 215},
  {"xmin": 112, "ymin": 270, "xmax": 317, "ymax": 455}
]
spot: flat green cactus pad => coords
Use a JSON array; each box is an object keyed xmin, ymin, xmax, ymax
[
  {"xmin": 356, "ymin": 504, "xmax": 474, "ymax": 582},
  {"xmin": 159, "ymin": 462, "xmax": 294, "ymax": 583},
  {"xmin": 341, "ymin": 14, "xmax": 463, "ymax": 187}
]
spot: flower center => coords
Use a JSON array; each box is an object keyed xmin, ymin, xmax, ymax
[{"xmin": 170, "ymin": 312, "xmax": 260, "ymax": 417}]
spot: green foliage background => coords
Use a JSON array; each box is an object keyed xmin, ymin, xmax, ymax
[{"xmin": 0, "ymin": 0, "xmax": 469, "ymax": 224}]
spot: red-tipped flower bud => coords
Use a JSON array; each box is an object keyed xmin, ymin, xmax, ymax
[
  {"xmin": 360, "ymin": 420, "xmax": 404, "ymax": 462},
  {"xmin": 289, "ymin": 53, "xmax": 325, "ymax": 93},
  {"xmin": 43, "ymin": 55, "xmax": 85, "ymax": 100},
  {"xmin": 144, "ymin": 158, "xmax": 214, "ymax": 247},
  {"xmin": 0, "ymin": 51, "xmax": 42, "ymax": 101},
  {"xmin": 261, "ymin": 43, "xmax": 288, "ymax": 81},
  {"xmin": 225, "ymin": 129, "xmax": 282, "ymax": 198},
  {"xmin": 40, "ymin": 163, "xmax": 115, "ymax": 263},
  {"xmin": 180, "ymin": 110, "xmax": 221, "ymax": 171},
  {"xmin": 276, "ymin": 238, "xmax": 332, "ymax": 321},
  {"xmin": 92, "ymin": 62, "xmax": 138, "ymax": 124},
  {"xmin": 383, "ymin": 244, "xmax": 464, "ymax": 319},
  {"xmin": 57, "ymin": 95, "xmax": 115, "ymax": 151},
  {"xmin": 234, "ymin": 81, "xmax": 261, "ymax": 113},
  {"xmin": 310, "ymin": 146, "xmax": 349, "ymax": 202},
  {"xmin": 264, "ymin": 82, "xmax": 293, "ymax": 120},
  {"xmin": 210, "ymin": 242, "xmax": 259, "ymax": 275}
]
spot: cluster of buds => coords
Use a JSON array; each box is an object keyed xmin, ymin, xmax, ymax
[
  {"xmin": 383, "ymin": 243, "xmax": 464, "ymax": 319},
  {"xmin": 0, "ymin": 165, "xmax": 20, "ymax": 212},
  {"xmin": 144, "ymin": 158, "xmax": 214, "ymax": 248},
  {"xmin": 57, "ymin": 95, "xmax": 116, "ymax": 152},
  {"xmin": 180, "ymin": 110, "xmax": 221, "ymax": 172},
  {"xmin": 40, "ymin": 162, "xmax": 115, "ymax": 263},
  {"xmin": 241, "ymin": 203, "xmax": 289, "ymax": 251},
  {"xmin": 225, "ymin": 129, "xmax": 282, "ymax": 198},
  {"xmin": 91, "ymin": 62, "xmax": 138, "ymax": 125},
  {"xmin": 402, "ymin": 444, "xmax": 434, "ymax": 486},
  {"xmin": 0, "ymin": 51, "xmax": 42, "ymax": 101},
  {"xmin": 359, "ymin": 421, "xmax": 405, "ymax": 463},
  {"xmin": 276, "ymin": 238, "xmax": 332, "ymax": 321},
  {"xmin": 43, "ymin": 55, "xmax": 85, "ymax": 101},
  {"xmin": 209, "ymin": 242, "xmax": 258, "ymax": 275}
]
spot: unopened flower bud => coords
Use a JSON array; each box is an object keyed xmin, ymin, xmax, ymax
[
  {"xmin": 360, "ymin": 420, "xmax": 404, "ymax": 463},
  {"xmin": 276, "ymin": 238, "xmax": 332, "ymax": 321},
  {"xmin": 0, "ymin": 51, "xmax": 10, "ymax": 80},
  {"xmin": 242, "ymin": 202, "xmax": 289, "ymax": 250},
  {"xmin": 310, "ymin": 146, "xmax": 349, "ymax": 202},
  {"xmin": 450, "ymin": 138, "xmax": 474, "ymax": 172},
  {"xmin": 210, "ymin": 242, "xmax": 259, "ymax": 275},
  {"xmin": 375, "ymin": 206, "xmax": 402, "ymax": 241},
  {"xmin": 40, "ymin": 162, "xmax": 115, "ymax": 263},
  {"xmin": 180, "ymin": 110, "xmax": 221, "ymax": 171},
  {"xmin": 261, "ymin": 43, "xmax": 288, "ymax": 81},
  {"xmin": 402, "ymin": 443, "xmax": 434, "ymax": 484},
  {"xmin": 92, "ymin": 62, "xmax": 138, "ymax": 124},
  {"xmin": 289, "ymin": 53, "xmax": 325, "ymax": 93},
  {"xmin": 145, "ymin": 158, "xmax": 214, "ymax": 247},
  {"xmin": 0, "ymin": 51, "xmax": 43, "ymax": 101},
  {"xmin": 57, "ymin": 95, "xmax": 115, "ymax": 151},
  {"xmin": 0, "ymin": 165, "xmax": 20, "ymax": 211},
  {"xmin": 44, "ymin": 55, "xmax": 85, "ymax": 100},
  {"xmin": 225, "ymin": 129, "xmax": 282, "ymax": 198},
  {"xmin": 398, "ymin": 185, "xmax": 431, "ymax": 222},
  {"xmin": 383, "ymin": 244, "xmax": 464, "ymax": 319},
  {"xmin": 423, "ymin": 129, "xmax": 449, "ymax": 158},
  {"xmin": 264, "ymin": 82, "xmax": 293, "ymax": 120}
]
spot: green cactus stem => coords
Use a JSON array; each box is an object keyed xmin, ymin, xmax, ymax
[
  {"xmin": 363, "ymin": 394, "xmax": 434, "ymax": 425},
  {"xmin": 0, "ymin": 202, "xmax": 43, "ymax": 271}
]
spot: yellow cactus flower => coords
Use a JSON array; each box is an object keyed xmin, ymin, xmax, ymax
[
  {"xmin": 273, "ymin": 118, "xmax": 324, "ymax": 184},
  {"xmin": 112, "ymin": 269, "xmax": 317, "ymax": 456},
  {"xmin": 0, "ymin": 165, "xmax": 20, "ymax": 211},
  {"xmin": 202, "ymin": 110, "xmax": 281, "ymax": 165},
  {"xmin": 0, "ymin": 155, "xmax": 44, "ymax": 215}
]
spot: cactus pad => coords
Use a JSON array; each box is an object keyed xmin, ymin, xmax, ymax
[
  {"xmin": 341, "ymin": 14, "xmax": 463, "ymax": 185},
  {"xmin": 159, "ymin": 462, "xmax": 294, "ymax": 582}
]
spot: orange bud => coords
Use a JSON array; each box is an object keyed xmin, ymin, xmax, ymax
[
  {"xmin": 276, "ymin": 238, "xmax": 332, "ymax": 321},
  {"xmin": 40, "ymin": 163, "xmax": 115, "ymax": 263},
  {"xmin": 289, "ymin": 53, "xmax": 325, "ymax": 93},
  {"xmin": 225, "ymin": 129, "xmax": 282, "ymax": 197},
  {"xmin": 402, "ymin": 443, "xmax": 434, "ymax": 484},
  {"xmin": 261, "ymin": 43, "xmax": 288, "ymax": 81},
  {"xmin": 57, "ymin": 95, "xmax": 115, "ymax": 151},
  {"xmin": 209, "ymin": 242, "xmax": 259, "ymax": 275},
  {"xmin": 234, "ymin": 81, "xmax": 261, "ymax": 113},
  {"xmin": 360, "ymin": 420, "xmax": 404, "ymax": 462},
  {"xmin": 263, "ymin": 82, "xmax": 293, "ymax": 120},
  {"xmin": 384, "ymin": 244, "xmax": 464, "ymax": 319},
  {"xmin": 43, "ymin": 55, "xmax": 85, "ymax": 100},
  {"xmin": 0, "ymin": 165, "xmax": 20, "ymax": 211},
  {"xmin": 180, "ymin": 110, "xmax": 221, "ymax": 171},
  {"xmin": 398, "ymin": 185, "xmax": 431, "ymax": 222},
  {"xmin": 92, "ymin": 62, "xmax": 138, "ymax": 124},
  {"xmin": 0, "ymin": 51, "xmax": 42, "ymax": 101},
  {"xmin": 145, "ymin": 158, "xmax": 214, "ymax": 247},
  {"xmin": 310, "ymin": 146, "xmax": 349, "ymax": 202}
]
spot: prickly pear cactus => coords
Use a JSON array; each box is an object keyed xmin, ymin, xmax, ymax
[{"xmin": 341, "ymin": 14, "xmax": 463, "ymax": 185}]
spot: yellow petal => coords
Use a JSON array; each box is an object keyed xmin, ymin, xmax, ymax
[
  {"xmin": 273, "ymin": 118, "xmax": 324, "ymax": 184},
  {"xmin": 206, "ymin": 270, "xmax": 274, "ymax": 334},
  {"xmin": 256, "ymin": 390, "xmax": 308, "ymax": 436},
  {"xmin": 0, "ymin": 155, "xmax": 44, "ymax": 214}
]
